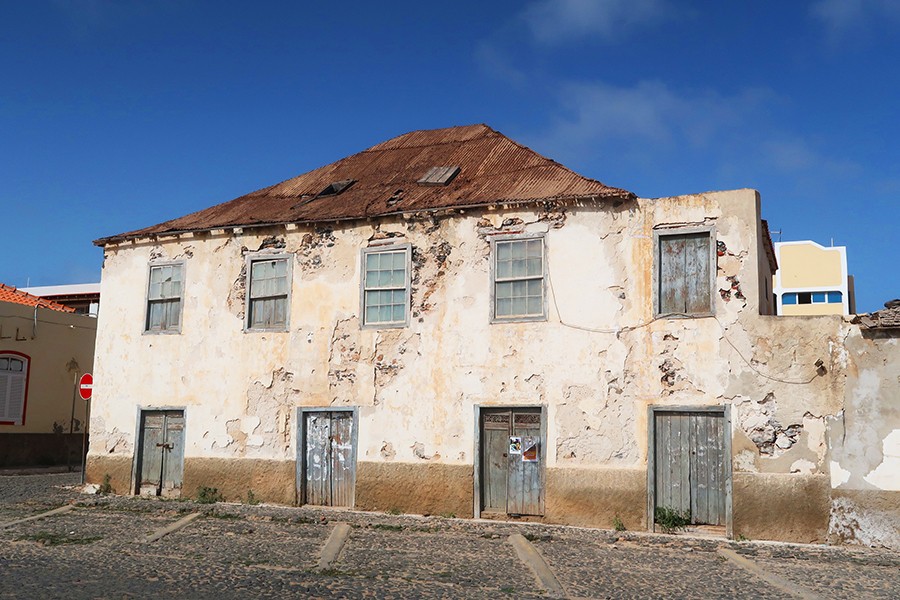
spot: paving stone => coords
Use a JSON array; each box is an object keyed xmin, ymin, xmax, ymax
[{"xmin": 0, "ymin": 472, "xmax": 897, "ymax": 599}]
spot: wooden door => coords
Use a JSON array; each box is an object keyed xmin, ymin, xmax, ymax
[
  {"xmin": 137, "ymin": 410, "xmax": 185, "ymax": 497},
  {"xmin": 654, "ymin": 411, "xmax": 726, "ymax": 525},
  {"xmin": 302, "ymin": 411, "xmax": 355, "ymax": 507},
  {"xmin": 480, "ymin": 408, "xmax": 543, "ymax": 516}
]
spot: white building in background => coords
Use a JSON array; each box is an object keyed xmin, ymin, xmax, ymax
[{"xmin": 21, "ymin": 283, "xmax": 101, "ymax": 317}]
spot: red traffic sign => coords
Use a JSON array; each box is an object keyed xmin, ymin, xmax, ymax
[{"xmin": 78, "ymin": 373, "xmax": 93, "ymax": 400}]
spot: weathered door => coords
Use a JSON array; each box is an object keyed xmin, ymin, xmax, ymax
[
  {"xmin": 137, "ymin": 410, "xmax": 185, "ymax": 498},
  {"xmin": 302, "ymin": 411, "xmax": 355, "ymax": 507},
  {"xmin": 654, "ymin": 410, "xmax": 726, "ymax": 525},
  {"xmin": 480, "ymin": 408, "xmax": 543, "ymax": 516}
]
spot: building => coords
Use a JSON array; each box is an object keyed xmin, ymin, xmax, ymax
[
  {"xmin": 21, "ymin": 283, "xmax": 101, "ymax": 317},
  {"xmin": 0, "ymin": 284, "xmax": 96, "ymax": 467},
  {"xmin": 830, "ymin": 300, "xmax": 900, "ymax": 549},
  {"xmin": 772, "ymin": 240, "xmax": 855, "ymax": 316},
  {"xmin": 86, "ymin": 124, "xmax": 897, "ymax": 546}
]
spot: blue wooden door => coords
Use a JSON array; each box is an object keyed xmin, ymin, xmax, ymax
[
  {"xmin": 302, "ymin": 411, "xmax": 355, "ymax": 507},
  {"xmin": 137, "ymin": 410, "xmax": 185, "ymax": 498},
  {"xmin": 654, "ymin": 411, "xmax": 726, "ymax": 526},
  {"xmin": 481, "ymin": 408, "xmax": 543, "ymax": 516}
]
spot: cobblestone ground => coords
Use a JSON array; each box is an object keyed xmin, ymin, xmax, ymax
[{"xmin": 1, "ymin": 472, "xmax": 898, "ymax": 599}]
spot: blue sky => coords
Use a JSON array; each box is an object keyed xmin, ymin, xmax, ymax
[{"xmin": 1, "ymin": 0, "xmax": 897, "ymax": 312}]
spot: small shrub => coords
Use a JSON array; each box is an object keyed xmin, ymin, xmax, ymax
[
  {"xmin": 98, "ymin": 474, "xmax": 114, "ymax": 495},
  {"xmin": 372, "ymin": 523, "xmax": 403, "ymax": 532},
  {"xmin": 613, "ymin": 515, "xmax": 626, "ymax": 532},
  {"xmin": 245, "ymin": 489, "xmax": 260, "ymax": 505},
  {"xmin": 196, "ymin": 486, "xmax": 224, "ymax": 504},
  {"xmin": 654, "ymin": 506, "xmax": 691, "ymax": 534},
  {"xmin": 439, "ymin": 511, "xmax": 456, "ymax": 519},
  {"xmin": 386, "ymin": 507, "xmax": 401, "ymax": 515}
]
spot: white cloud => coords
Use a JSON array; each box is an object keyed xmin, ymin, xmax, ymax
[
  {"xmin": 761, "ymin": 137, "xmax": 861, "ymax": 175},
  {"xmin": 810, "ymin": 0, "xmax": 900, "ymax": 40},
  {"xmin": 523, "ymin": 0, "xmax": 670, "ymax": 44},
  {"xmin": 528, "ymin": 80, "xmax": 767, "ymax": 157}
]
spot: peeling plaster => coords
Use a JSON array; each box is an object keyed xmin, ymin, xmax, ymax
[
  {"xmin": 863, "ymin": 429, "xmax": 900, "ymax": 490},
  {"xmin": 830, "ymin": 461, "xmax": 852, "ymax": 487}
]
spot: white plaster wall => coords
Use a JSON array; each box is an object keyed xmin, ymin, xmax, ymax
[{"xmin": 89, "ymin": 189, "xmax": 851, "ymax": 477}]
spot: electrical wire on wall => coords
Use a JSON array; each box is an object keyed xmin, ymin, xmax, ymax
[{"xmin": 545, "ymin": 272, "xmax": 822, "ymax": 385}]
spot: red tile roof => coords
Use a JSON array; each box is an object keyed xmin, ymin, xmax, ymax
[
  {"xmin": 95, "ymin": 124, "xmax": 634, "ymax": 245},
  {"xmin": 0, "ymin": 284, "xmax": 76, "ymax": 313}
]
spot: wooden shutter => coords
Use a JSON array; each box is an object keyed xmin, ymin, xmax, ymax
[{"xmin": 659, "ymin": 233, "xmax": 711, "ymax": 314}]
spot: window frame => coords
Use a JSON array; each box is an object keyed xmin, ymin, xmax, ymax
[
  {"xmin": 143, "ymin": 260, "xmax": 186, "ymax": 335},
  {"xmin": 489, "ymin": 233, "xmax": 548, "ymax": 324},
  {"xmin": 244, "ymin": 252, "xmax": 293, "ymax": 333},
  {"xmin": 0, "ymin": 351, "xmax": 30, "ymax": 426},
  {"xmin": 653, "ymin": 226, "xmax": 717, "ymax": 318},
  {"xmin": 360, "ymin": 243, "xmax": 412, "ymax": 330}
]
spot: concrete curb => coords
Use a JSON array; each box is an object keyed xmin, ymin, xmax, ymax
[
  {"xmin": 145, "ymin": 512, "xmax": 202, "ymax": 543},
  {"xmin": 508, "ymin": 533, "xmax": 566, "ymax": 597},
  {"xmin": 718, "ymin": 548, "xmax": 820, "ymax": 600},
  {"xmin": 0, "ymin": 504, "xmax": 74, "ymax": 529},
  {"xmin": 317, "ymin": 522, "xmax": 351, "ymax": 571}
]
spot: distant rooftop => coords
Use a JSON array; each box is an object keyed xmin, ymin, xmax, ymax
[
  {"xmin": 0, "ymin": 284, "xmax": 76, "ymax": 313},
  {"xmin": 20, "ymin": 283, "xmax": 100, "ymax": 297}
]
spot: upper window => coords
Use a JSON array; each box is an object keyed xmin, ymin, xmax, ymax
[
  {"xmin": 246, "ymin": 255, "xmax": 291, "ymax": 331},
  {"xmin": 361, "ymin": 245, "xmax": 410, "ymax": 328},
  {"xmin": 656, "ymin": 229, "xmax": 715, "ymax": 316},
  {"xmin": 782, "ymin": 291, "xmax": 842, "ymax": 305},
  {"xmin": 492, "ymin": 236, "xmax": 546, "ymax": 322},
  {"xmin": 0, "ymin": 353, "xmax": 28, "ymax": 425},
  {"xmin": 146, "ymin": 262, "xmax": 184, "ymax": 333}
]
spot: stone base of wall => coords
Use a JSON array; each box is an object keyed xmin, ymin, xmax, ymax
[
  {"xmin": 183, "ymin": 458, "xmax": 296, "ymax": 504},
  {"xmin": 86, "ymin": 454, "xmax": 134, "ymax": 494},
  {"xmin": 829, "ymin": 488, "xmax": 900, "ymax": 550},
  {"xmin": 355, "ymin": 461, "xmax": 474, "ymax": 517},
  {"xmin": 0, "ymin": 434, "xmax": 88, "ymax": 468},
  {"xmin": 87, "ymin": 455, "xmax": 850, "ymax": 547},
  {"xmin": 733, "ymin": 472, "xmax": 831, "ymax": 543},
  {"xmin": 545, "ymin": 467, "xmax": 646, "ymax": 530}
]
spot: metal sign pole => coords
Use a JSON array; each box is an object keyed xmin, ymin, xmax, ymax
[{"xmin": 81, "ymin": 398, "xmax": 90, "ymax": 485}]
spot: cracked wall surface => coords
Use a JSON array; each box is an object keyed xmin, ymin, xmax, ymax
[
  {"xmin": 89, "ymin": 190, "xmax": 850, "ymax": 469},
  {"xmin": 87, "ymin": 188, "xmax": 896, "ymax": 544}
]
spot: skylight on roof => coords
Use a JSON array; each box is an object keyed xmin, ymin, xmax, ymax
[
  {"xmin": 317, "ymin": 179, "xmax": 356, "ymax": 196},
  {"xmin": 418, "ymin": 166, "xmax": 460, "ymax": 186}
]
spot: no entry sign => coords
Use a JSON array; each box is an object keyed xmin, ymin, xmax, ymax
[{"xmin": 79, "ymin": 373, "xmax": 93, "ymax": 400}]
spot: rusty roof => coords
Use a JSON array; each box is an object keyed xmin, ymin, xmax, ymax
[
  {"xmin": 0, "ymin": 284, "xmax": 76, "ymax": 313},
  {"xmin": 95, "ymin": 124, "xmax": 634, "ymax": 245}
]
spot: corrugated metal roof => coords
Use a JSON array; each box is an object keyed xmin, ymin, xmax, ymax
[
  {"xmin": 95, "ymin": 124, "xmax": 634, "ymax": 245},
  {"xmin": 0, "ymin": 284, "xmax": 76, "ymax": 313}
]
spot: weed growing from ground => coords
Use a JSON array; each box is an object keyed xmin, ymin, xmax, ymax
[
  {"xmin": 97, "ymin": 474, "xmax": 113, "ymax": 495},
  {"xmin": 654, "ymin": 506, "xmax": 691, "ymax": 534},
  {"xmin": 196, "ymin": 486, "xmax": 224, "ymax": 504}
]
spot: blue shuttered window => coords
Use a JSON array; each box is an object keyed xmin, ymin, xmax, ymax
[{"xmin": 658, "ymin": 232, "xmax": 712, "ymax": 315}]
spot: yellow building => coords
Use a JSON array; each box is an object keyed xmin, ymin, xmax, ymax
[
  {"xmin": 0, "ymin": 284, "xmax": 96, "ymax": 467},
  {"xmin": 773, "ymin": 240, "xmax": 854, "ymax": 316}
]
